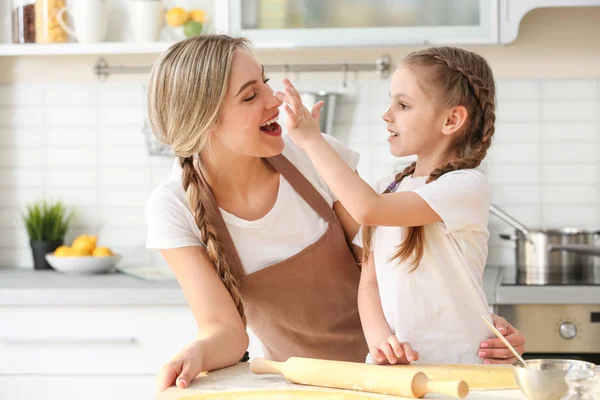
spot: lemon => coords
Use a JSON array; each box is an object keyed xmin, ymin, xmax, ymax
[
  {"xmin": 166, "ymin": 7, "xmax": 189, "ymax": 27},
  {"xmin": 93, "ymin": 247, "xmax": 113, "ymax": 257},
  {"xmin": 184, "ymin": 20, "xmax": 203, "ymax": 37},
  {"xmin": 72, "ymin": 235, "xmax": 97, "ymax": 253},
  {"xmin": 70, "ymin": 247, "xmax": 92, "ymax": 257},
  {"xmin": 189, "ymin": 9, "xmax": 206, "ymax": 23},
  {"xmin": 54, "ymin": 245, "xmax": 72, "ymax": 257}
]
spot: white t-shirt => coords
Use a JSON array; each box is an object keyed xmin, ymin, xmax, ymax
[
  {"xmin": 145, "ymin": 134, "xmax": 359, "ymax": 275},
  {"xmin": 361, "ymin": 169, "xmax": 493, "ymax": 364}
]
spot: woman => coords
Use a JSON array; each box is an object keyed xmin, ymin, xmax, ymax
[{"xmin": 145, "ymin": 34, "xmax": 526, "ymax": 392}]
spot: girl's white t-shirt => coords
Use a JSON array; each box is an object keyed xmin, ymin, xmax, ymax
[
  {"xmin": 145, "ymin": 134, "xmax": 359, "ymax": 275},
  {"xmin": 361, "ymin": 169, "xmax": 493, "ymax": 365}
]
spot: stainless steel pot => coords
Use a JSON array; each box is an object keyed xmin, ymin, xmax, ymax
[{"xmin": 490, "ymin": 205, "xmax": 599, "ymax": 285}]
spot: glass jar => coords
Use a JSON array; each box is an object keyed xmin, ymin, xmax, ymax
[
  {"xmin": 560, "ymin": 369, "xmax": 597, "ymax": 400},
  {"xmin": 35, "ymin": 0, "xmax": 68, "ymax": 43},
  {"xmin": 11, "ymin": 0, "xmax": 36, "ymax": 44}
]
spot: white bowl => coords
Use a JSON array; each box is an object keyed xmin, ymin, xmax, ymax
[{"xmin": 45, "ymin": 254, "xmax": 122, "ymax": 274}]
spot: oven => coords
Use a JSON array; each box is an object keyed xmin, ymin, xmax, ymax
[
  {"xmin": 491, "ymin": 265, "xmax": 600, "ymax": 365},
  {"xmin": 496, "ymin": 304, "xmax": 600, "ymax": 364}
]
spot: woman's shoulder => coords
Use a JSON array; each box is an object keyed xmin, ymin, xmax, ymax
[
  {"xmin": 146, "ymin": 179, "xmax": 188, "ymax": 216},
  {"xmin": 146, "ymin": 160, "xmax": 189, "ymax": 217}
]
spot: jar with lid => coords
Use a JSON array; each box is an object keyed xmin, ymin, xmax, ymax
[
  {"xmin": 559, "ymin": 368, "xmax": 598, "ymax": 400},
  {"xmin": 11, "ymin": 0, "xmax": 36, "ymax": 44},
  {"xmin": 35, "ymin": 0, "xmax": 68, "ymax": 43}
]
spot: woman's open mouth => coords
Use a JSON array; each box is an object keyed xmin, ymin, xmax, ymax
[{"xmin": 260, "ymin": 115, "xmax": 282, "ymax": 136}]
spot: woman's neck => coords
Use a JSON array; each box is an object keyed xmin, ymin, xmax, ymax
[{"xmin": 199, "ymin": 151, "xmax": 277, "ymax": 202}]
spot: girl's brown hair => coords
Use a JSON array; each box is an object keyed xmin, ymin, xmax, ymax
[
  {"xmin": 362, "ymin": 46, "xmax": 496, "ymax": 272},
  {"xmin": 147, "ymin": 34, "xmax": 251, "ymax": 325}
]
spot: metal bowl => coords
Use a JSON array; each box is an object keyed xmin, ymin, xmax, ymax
[{"xmin": 512, "ymin": 359, "xmax": 596, "ymax": 400}]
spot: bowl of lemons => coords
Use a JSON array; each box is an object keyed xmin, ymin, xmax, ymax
[
  {"xmin": 165, "ymin": 7, "xmax": 206, "ymax": 40},
  {"xmin": 45, "ymin": 235, "xmax": 121, "ymax": 274}
]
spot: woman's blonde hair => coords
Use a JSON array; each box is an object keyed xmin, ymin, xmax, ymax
[
  {"xmin": 362, "ymin": 46, "xmax": 496, "ymax": 273},
  {"xmin": 147, "ymin": 34, "xmax": 251, "ymax": 325}
]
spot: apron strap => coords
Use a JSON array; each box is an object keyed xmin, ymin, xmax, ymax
[
  {"xmin": 195, "ymin": 166, "xmax": 246, "ymax": 280},
  {"xmin": 266, "ymin": 154, "xmax": 333, "ymax": 221}
]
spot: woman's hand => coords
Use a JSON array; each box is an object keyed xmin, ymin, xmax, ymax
[
  {"xmin": 274, "ymin": 78, "xmax": 325, "ymax": 150},
  {"xmin": 156, "ymin": 339, "xmax": 203, "ymax": 392},
  {"xmin": 479, "ymin": 314, "xmax": 526, "ymax": 364},
  {"xmin": 370, "ymin": 336, "xmax": 419, "ymax": 365}
]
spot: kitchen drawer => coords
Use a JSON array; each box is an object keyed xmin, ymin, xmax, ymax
[
  {"xmin": 0, "ymin": 375, "xmax": 156, "ymax": 400},
  {"xmin": 0, "ymin": 305, "xmax": 197, "ymax": 375}
]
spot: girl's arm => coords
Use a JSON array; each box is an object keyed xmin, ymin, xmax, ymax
[
  {"xmin": 358, "ymin": 251, "xmax": 393, "ymax": 348},
  {"xmin": 359, "ymin": 251, "xmax": 418, "ymax": 364},
  {"xmin": 277, "ymin": 80, "xmax": 441, "ymax": 228},
  {"xmin": 156, "ymin": 246, "xmax": 249, "ymax": 391},
  {"xmin": 332, "ymin": 168, "xmax": 362, "ymax": 241}
]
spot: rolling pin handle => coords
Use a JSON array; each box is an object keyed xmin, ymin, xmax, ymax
[
  {"xmin": 250, "ymin": 358, "xmax": 284, "ymax": 376},
  {"xmin": 412, "ymin": 372, "xmax": 470, "ymax": 399}
]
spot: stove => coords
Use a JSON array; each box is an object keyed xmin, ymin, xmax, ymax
[
  {"xmin": 486, "ymin": 265, "xmax": 600, "ymax": 364},
  {"xmin": 501, "ymin": 264, "xmax": 600, "ymax": 286}
]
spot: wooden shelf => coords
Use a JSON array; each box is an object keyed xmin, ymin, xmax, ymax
[{"xmin": 0, "ymin": 42, "xmax": 178, "ymax": 56}]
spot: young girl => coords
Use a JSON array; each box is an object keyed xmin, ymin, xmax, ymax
[{"xmin": 277, "ymin": 46, "xmax": 497, "ymax": 365}]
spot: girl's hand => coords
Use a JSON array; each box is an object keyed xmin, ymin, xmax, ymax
[
  {"xmin": 274, "ymin": 78, "xmax": 325, "ymax": 149},
  {"xmin": 479, "ymin": 314, "xmax": 526, "ymax": 364},
  {"xmin": 156, "ymin": 339, "xmax": 203, "ymax": 392},
  {"xmin": 370, "ymin": 336, "xmax": 419, "ymax": 365}
]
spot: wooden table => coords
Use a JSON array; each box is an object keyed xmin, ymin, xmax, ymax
[{"xmin": 159, "ymin": 362, "xmax": 534, "ymax": 400}]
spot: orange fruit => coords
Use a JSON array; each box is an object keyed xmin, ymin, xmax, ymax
[
  {"xmin": 189, "ymin": 9, "xmax": 206, "ymax": 23},
  {"xmin": 166, "ymin": 7, "xmax": 189, "ymax": 27},
  {"xmin": 93, "ymin": 247, "xmax": 113, "ymax": 257},
  {"xmin": 54, "ymin": 246, "xmax": 72, "ymax": 257}
]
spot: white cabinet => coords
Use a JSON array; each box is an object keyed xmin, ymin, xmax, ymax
[
  {"xmin": 0, "ymin": 376, "xmax": 157, "ymax": 400},
  {"xmin": 0, "ymin": 305, "xmax": 198, "ymax": 400},
  {"xmin": 224, "ymin": 0, "xmax": 499, "ymax": 48},
  {"xmin": 499, "ymin": 0, "xmax": 600, "ymax": 43},
  {"xmin": 1, "ymin": 0, "xmax": 600, "ymax": 54}
]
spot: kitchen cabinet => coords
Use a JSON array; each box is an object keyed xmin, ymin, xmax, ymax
[
  {"xmin": 0, "ymin": 268, "xmax": 268, "ymax": 400},
  {"xmin": 225, "ymin": 0, "xmax": 499, "ymax": 47},
  {"xmin": 499, "ymin": 0, "xmax": 600, "ymax": 43},
  {"xmin": 0, "ymin": 305, "xmax": 198, "ymax": 400},
  {"xmin": 0, "ymin": 0, "xmax": 599, "ymax": 55}
]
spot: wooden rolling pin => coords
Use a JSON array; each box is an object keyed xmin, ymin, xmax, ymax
[{"xmin": 250, "ymin": 357, "xmax": 469, "ymax": 399}]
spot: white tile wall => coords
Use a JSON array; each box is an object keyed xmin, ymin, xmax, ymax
[{"xmin": 0, "ymin": 78, "xmax": 598, "ymax": 269}]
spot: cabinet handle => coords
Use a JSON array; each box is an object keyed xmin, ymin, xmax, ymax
[{"xmin": 0, "ymin": 337, "xmax": 138, "ymax": 346}]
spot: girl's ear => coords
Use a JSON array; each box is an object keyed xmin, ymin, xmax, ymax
[{"xmin": 441, "ymin": 105, "xmax": 468, "ymax": 136}]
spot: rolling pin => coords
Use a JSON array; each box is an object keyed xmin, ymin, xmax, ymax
[{"xmin": 250, "ymin": 357, "xmax": 469, "ymax": 399}]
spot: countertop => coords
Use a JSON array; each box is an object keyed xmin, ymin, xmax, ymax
[
  {"xmin": 0, "ymin": 267, "xmax": 186, "ymax": 306},
  {"xmin": 0, "ymin": 266, "xmax": 598, "ymax": 306},
  {"xmin": 158, "ymin": 363, "xmax": 531, "ymax": 400}
]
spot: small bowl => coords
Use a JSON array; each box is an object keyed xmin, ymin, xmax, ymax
[
  {"xmin": 513, "ymin": 358, "xmax": 596, "ymax": 400},
  {"xmin": 45, "ymin": 254, "xmax": 122, "ymax": 274}
]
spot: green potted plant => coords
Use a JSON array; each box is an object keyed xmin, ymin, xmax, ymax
[{"xmin": 22, "ymin": 200, "xmax": 74, "ymax": 270}]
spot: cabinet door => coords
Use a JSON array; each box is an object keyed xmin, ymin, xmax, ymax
[
  {"xmin": 499, "ymin": 0, "xmax": 600, "ymax": 43},
  {"xmin": 226, "ymin": 0, "xmax": 499, "ymax": 47},
  {"xmin": 0, "ymin": 376, "xmax": 156, "ymax": 400},
  {"xmin": 0, "ymin": 306, "xmax": 197, "ymax": 375}
]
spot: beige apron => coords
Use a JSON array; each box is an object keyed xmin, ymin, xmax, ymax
[{"xmin": 197, "ymin": 154, "xmax": 369, "ymax": 362}]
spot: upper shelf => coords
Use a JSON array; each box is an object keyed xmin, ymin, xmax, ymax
[
  {"xmin": 0, "ymin": 42, "xmax": 177, "ymax": 56},
  {"xmin": 1, "ymin": 0, "xmax": 599, "ymax": 56}
]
